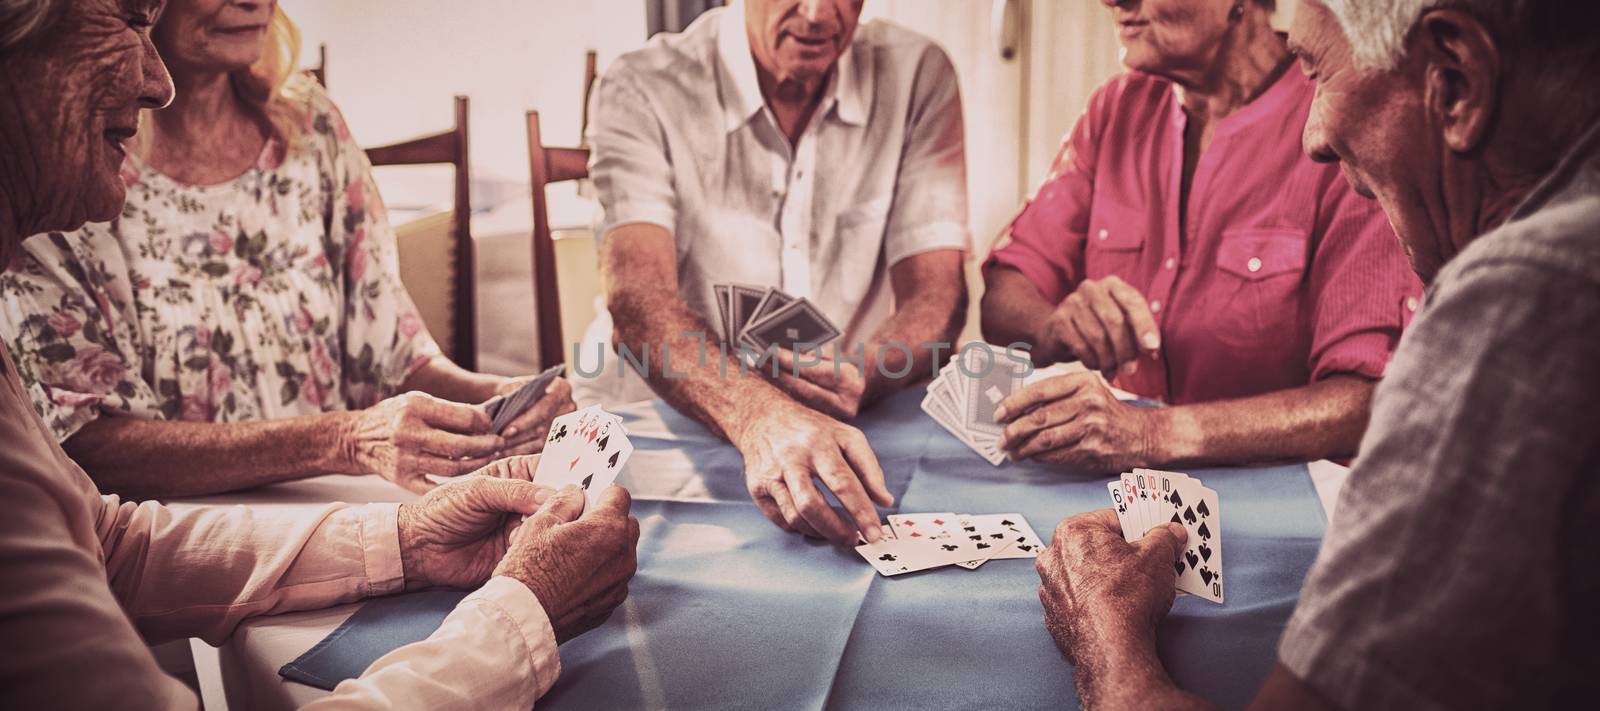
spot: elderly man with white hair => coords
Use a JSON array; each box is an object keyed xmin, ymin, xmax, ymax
[{"xmin": 1034, "ymin": 0, "xmax": 1600, "ymax": 709}]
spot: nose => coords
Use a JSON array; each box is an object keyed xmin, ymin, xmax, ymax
[
  {"xmin": 1301, "ymin": 95, "xmax": 1338, "ymax": 164},
  {"xmin": 139, "ymin": 32, "xmax": 175, "ymax": 110},
  {"xmin": 798, "ymin": 0, "xmax": 823, "ymax": 22}
]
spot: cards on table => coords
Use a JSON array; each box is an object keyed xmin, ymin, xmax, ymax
[
  {"xmin": 921, "ymin": 349, "xmax": 1027, "ymax": 466},
  {"xmin": 854, "ymin": 512, "xmax": 1043, "ymax": 576},
  {"xmin": 483, "ymin": 364, "xmax": 565, "ymax": 435},
  {"xmin": 532, "ymin": 405, "xmax": 634, "ymax": 511},
  {"xmin": 1107, "ymin": 469, "xmax": 1224, "ymax": 604},
  {"xmin": 714, "ymin": 282, "xmax": 841, "ymax": 353}
]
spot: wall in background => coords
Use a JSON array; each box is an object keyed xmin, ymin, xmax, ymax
[{"xmin": 281, "ymin": 0, "xmax": 646, "ymax": 209}]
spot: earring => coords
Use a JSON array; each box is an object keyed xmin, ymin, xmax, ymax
[{"xmin": 1231, "ymin": 2, "xmax": 1245, "ymax": 20}]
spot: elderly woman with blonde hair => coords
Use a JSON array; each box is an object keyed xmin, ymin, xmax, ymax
[{"xmin": 0, "ymin": 0, "xmax": 574, "ymax": 497}]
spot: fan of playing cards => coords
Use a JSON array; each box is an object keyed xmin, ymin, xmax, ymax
[
  {"xmin": 483, "ymin": 364, "xmax": 566, "ymax": 435},
  {"xmin": 920, "ymin": 350, "xmax": 1027, "ymax": 466},
  {"xmin": 1109, "ymin": 469, "xmax": 1225, "ymax": 604},
  {"xmin": 531, "ymin": 405, "xmax": 635, "ymax": 510},
  {"xmin": 854, "ymin": 512, "xmax": 1043, "ymax": 576},
  {"xmin": 714, "ymin": 283, "xmax": 841, "ymax": 352}
]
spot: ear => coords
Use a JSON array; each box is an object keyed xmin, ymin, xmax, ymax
[{"xmin": 1414, "ymin": 9, "xmax": 1500, "ymax": 153}]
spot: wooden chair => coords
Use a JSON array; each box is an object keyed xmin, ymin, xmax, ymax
[
  {"xmin": 526, "ymin": 110, "xmax": 589, "ymax": 369},
  {"xmin": 306, "ymin": 44, "xmax": 327, "ymax": 87},
  {"xmin": 366, "ymin": 96, "xmax": 477, "ymax": 370}
]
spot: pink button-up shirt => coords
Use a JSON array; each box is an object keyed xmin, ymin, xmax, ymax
[{"xmin": 989, "ymin": 67, "xmax": 1421, "ymax": 405}]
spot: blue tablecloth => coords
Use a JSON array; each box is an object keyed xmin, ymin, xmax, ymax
[{"xmin": 282, "ymin": 388, "xmax": 1327, "ymax": 709}]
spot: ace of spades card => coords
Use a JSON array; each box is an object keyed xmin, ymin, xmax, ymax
[
  {"xmin": 534, "ymin": 405, "xmax": 633, "ymax": 510},
  {"xmin": 1163, "ymin": 477, "xmax": 1224, "ymax": 604}
]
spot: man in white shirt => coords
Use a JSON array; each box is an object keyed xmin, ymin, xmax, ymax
[{"xmin": 581, "ymin": 0, "xmax": 970, "ymax": 545}]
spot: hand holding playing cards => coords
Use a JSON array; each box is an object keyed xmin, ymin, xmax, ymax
[
  {"xmin": 1036, "ymin": 509, "xmax": 1186, "ymax": 664},
  {"xmin": 1039, "ymin": 276, "xmax": 1161, "ymax": 374},
  {"xmin": 341, "ymin": 392, "xmax": 506, "ymax": 493},
  {"xmin": 737, "ymin": 401, "xmax": 894, "ymax": 545},
  {"xmin": 996, "ymin": 372, "xmax": 1162, "ymax": 472},
  {"xmin": 773, "ymin": 348, "xmax": 868, "ymax": 420},
  {"xmin": 495, "ymin": 485, "xmax": 640, "ymax": 643},
  {"xmin": 492, "ymin": 375, "xmax": 577, "ymax": 455},
  {"xmin": 396, "ymin": 476, "xmax": 555, "ymax": 591}
]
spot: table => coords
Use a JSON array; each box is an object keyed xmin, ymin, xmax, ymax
[{"xmin": 182, "ymin": 389, "xmax": 1344, "ymax": 710}]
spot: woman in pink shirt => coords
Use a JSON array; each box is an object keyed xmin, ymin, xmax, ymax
[{"xmin": 982, "ymin": 0, "xmax": 1420, "ymax": 471}]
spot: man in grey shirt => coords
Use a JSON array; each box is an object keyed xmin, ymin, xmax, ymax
[{"xmin": 1032, "ymin": 1, "xmax": 1600, "ymax": 708}]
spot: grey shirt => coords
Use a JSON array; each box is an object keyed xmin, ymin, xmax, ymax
[{"xmin": 1277, "ymin": 124, "xmax": 1600, "ymax": 709}]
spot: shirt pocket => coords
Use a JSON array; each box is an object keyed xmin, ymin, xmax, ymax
[
  {"xmin": 1212, "ymin": 228, "xmax": 1309, "ymax": 347},
  {"xmin": 825, "ymin": 196, "xmax": 892, "ymax": 310},
  {"xmin": 1084, "ymin": 201, "xmax": 1146, "ymax": 282}
]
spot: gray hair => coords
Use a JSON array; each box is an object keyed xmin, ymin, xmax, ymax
[
  {"xmin": 0, "ymin": 0, "xmax": 56, "ymax": 52},
  {"xmin": 1323, "ymin": 1, "xmax": 1600, "ymax": 74}
]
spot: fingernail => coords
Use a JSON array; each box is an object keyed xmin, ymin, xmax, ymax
[
  {"xmin": 869, "ymin": 524, "xmax": 883, "ymax": 543},
  {"xmin": 1142, "ymin": 333, "xmax": 1160, "ymax": 350},
  {"xmin": 505, "ymin": 426, "xmax": 518, "ymax": 437},
  {"xmin": 1122, "ymin": 361, "xmax": 1139, "ymax": 375},
  {"xmin": 994, "ymin": 405, "xmax": 1009, "ymax": 421}
]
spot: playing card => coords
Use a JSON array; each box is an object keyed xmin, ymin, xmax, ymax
[
  {"xmin": 1131, "ymin": 469, "xmax": 1163, "ymax": 535},
  {"xmin": 739, "ymin": 298, "xmax": 841, "ymax": 352},
  {"xmin": 533, "ymin": 406, "xmax": 632, "ymax": 510},
  {"xmin": 923, "ymin": 372, "xmax": 1007, "ymax": 466},
  {"xmin": 740, "ymin": 287, "xmax": 796, "ymax": 338},
  {"xmin": 486, "ymin": 364, "xmax": 565, "ymax": 435},
  {"xmin": 961, "ymin": 350, "xmax": 1025, "ymax": 438},
  {"xmin": 950, "ymin": 513, "xmax": 1016, "ymax": 569},
  {"xmin": 1107, "ymin": 480, "xmax": 1137, "ymax": 543},
  {"xmin": 729, "ymin": 284, "xmax": 768, "ymax": 339},
  {"xmin": 855, "ymin": 537, "xmax": 951, "ymax": 577},
  {"xmin": 713, "ymin": 284, "xmax": 733, "ymax": 343},
  {"xmin": 965, "ymin": 513, "xmax": 1043, "ymax": 559},
  {"xmin": 887, "ymin": 512, "xmax": 956, "ymax": 541},
  {"xmin": 1164, "ymin": 477, "xmax": 1223, "ymax": 604}
]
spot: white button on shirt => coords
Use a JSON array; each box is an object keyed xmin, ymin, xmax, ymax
[{"xmin": 578, "ymin": 7, "xmax": 970, "ymax": 402}]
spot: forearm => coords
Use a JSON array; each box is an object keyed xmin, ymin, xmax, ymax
[
  {"xmin": 102, "ymin": 499, "xmax": 405, "ymax": 644},
  {"xmin": 859, "ymin": 280, "xmax": 966, "ymax": 403},
  {"xmin": 609, "ymin": 287, "xmax": 788, "ymax": 444},
  {"xmin": 402, "ymin": 355, "xmax": 504, "ymax": 404},
  {"xmin": 1153, "ymin": 376, "xmax": 1374, "ymax": 467},
  {"xmin": 1074, "ymin": 631, "xmax": 1213, "ymax": 711},
  {"xmin": 303, "ymin": 578, "xmax": 559, "ymax": 710},
  {"xmin": 981, "ymin": 265, "xmax": 1064, "ymax": 364},
  {"xmin": 66, "ymin": 413, "xmax": 358, "ymax": 499}
]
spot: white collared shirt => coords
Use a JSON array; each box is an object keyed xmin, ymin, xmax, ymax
[{"xmin": 577, "ymin": 6, "xmax": 968, "ymax": 401}]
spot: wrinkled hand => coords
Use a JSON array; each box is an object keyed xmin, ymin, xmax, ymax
[
  {"xmin": 1037, "ymin": 509, "xmax": 1186, "ymax": 664},
  {"xmin": 771, "ymin": 348, "xmax": 868, "ymax": 420},
  {"xmin": 493, "ymin": 376, "xmax": 577, "ymax": 456},
  {"xmin": 1039, "ymin": 276, "xmax": 1161, "ymax": 374},
  {"xmin": 344, "ymin": 391, "xmax": 506, "ymax": 493},
  {"xmin": 469, "ymin": 453, "xmax": 541, "ymax": 481},
  {"xmin": 995, "ymin": 373, "xmax": 1162, "ymax": 472},
  {"xmin": 494, "ymin": 486, "xmax": 640, "ymax": 644},
  {"xmin": 737, "ymin": 398, "xmax": 893, "ymax": 544},
  {"xmin": 397, "ymin": 476, "xmax": 555, "ymax": 591}
]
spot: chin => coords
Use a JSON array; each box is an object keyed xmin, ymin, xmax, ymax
[{"xmin": 80, "ymin": 182, "xmax": 130, "ymax": 227}]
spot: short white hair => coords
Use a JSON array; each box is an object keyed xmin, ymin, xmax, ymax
[
  {"xmin": 1320, "ymin": 0, "xmax": 1444, "ymax": 70},
  {"xmin": 0, "ymin": 0, "xmax": 56, "ymax": 52}
]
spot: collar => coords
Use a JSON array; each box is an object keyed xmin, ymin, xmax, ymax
[
  {"xmin": 716, "ymin": 5, "xmax": 866, "ymax": 133},
  {"xmin": 1510, "ymin": 116, "xmax": 1600, "ymax": 221}
]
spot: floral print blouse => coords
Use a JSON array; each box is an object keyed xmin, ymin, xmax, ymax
[{"xmin": 0, "ymin": 76, "xmax": 440, "ymax": 441}]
